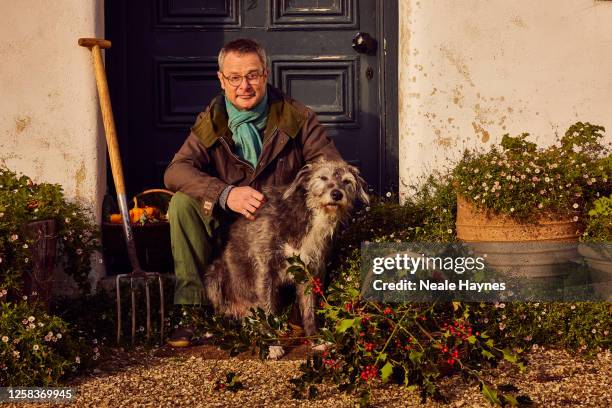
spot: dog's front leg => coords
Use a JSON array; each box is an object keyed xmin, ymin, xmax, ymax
[{"xmin": 296, "ymin": 282, "xmax": 317, "ymax": 336}]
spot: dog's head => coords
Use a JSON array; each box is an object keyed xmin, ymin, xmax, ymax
[{"xmin": 283, "ymin": 159, "xmax": 369, "ymax": 216}]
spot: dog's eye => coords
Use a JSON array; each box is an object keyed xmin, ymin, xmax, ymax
[
  {"xmin": 342, "ymin": 179, "xmax": 352, "ymax": 185},
  {"xmin": 320, "ymin": 176, "xmax": 328, "ymax": 181}
]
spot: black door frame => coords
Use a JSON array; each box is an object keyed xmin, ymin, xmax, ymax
[{"xmin": 104, "ymin": 0, "xmax": 398, "ymax": 196}]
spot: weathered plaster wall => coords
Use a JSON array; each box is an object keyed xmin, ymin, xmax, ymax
[
  {"xmin": 399, "ymin": 0, "xmax": 612, "ymax": 200},
  {"xmin": 0, "ymin": 0, "xmax": 106, "ymax": 289}
]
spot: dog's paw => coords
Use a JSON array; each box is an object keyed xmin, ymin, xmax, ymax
[{"xmin": 268, "ymin": 345, "xmax": 285, "ymax": 360}]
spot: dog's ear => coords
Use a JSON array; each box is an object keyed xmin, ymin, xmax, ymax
[
  {"xmin": 348, "ymin": 165, "xmax": 370, "ymax": 205},
  {"xmin": 283, "ymin": 164, "xmax": 312, "ymax": 200}
]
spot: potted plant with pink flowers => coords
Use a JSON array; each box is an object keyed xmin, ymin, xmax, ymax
[{"xmin": 452, "ymin": 122, "xmax": 611, "ymax": 278}]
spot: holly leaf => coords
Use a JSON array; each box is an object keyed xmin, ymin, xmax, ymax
[
  {"xmin": 502, "ymin": 394, "xmax": 519, "ymax": 406},
  {"xmin": 502, "ymin": 348, "xmax": 518, "ymax": 364},
  {"xmin": 381, "ymin": 361, "xmax": 394, "ymax": 383},
  {"xmin": 336, "ymin": 318, "xmax": 355, "ymax": 333},
  {"xmin": 481, "ymin": 350, "xmax": 495, "ymax": 360},
  {"xmin": 480, "ymin": 383, "xmax": 501, "ymax": 405}
]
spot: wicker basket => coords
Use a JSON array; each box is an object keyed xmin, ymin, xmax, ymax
[{"xmin": 102, "ymin": 189, "xmax": 174, "ymax": 275}]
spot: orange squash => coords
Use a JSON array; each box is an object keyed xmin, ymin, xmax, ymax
[
  {"xmin": 109, "ymin": 213, "xmax": 122, "ymax": 224},
  {"xmin": 143, "ymin": 205, "xmax": 160, "ymax": 219},
  {"xmin": 130, "ymin": 197, "xmax": 146, "ymax": 223}
]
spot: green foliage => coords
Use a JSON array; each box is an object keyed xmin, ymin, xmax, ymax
[
  {"xmin": 214, "ymin": 371, "xmax": 245, "ymax": 392},
  {"xmin": 0, "ymin": 167, "xmax": 100, "ymax": 294},
  {"xmin": 0, "ymin": 299, "xmax": 86, "ymax": 386},
  {"xmin": 453, "ymin": 122, "xmax": 611, "ymax": 221},
  {"xmin": 474, "ymin": 301, "xmax": 611, "ymax": 354},
  {"xmin": 581, "ymin": 195, "xmax": 612, "ymax": 242}
]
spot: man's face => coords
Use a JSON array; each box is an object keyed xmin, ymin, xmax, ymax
[{"xmin": 218, "ymin": 51, "xmax": 268, "ymax": 111}]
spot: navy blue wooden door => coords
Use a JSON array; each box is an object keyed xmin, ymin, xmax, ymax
[{"xmin": 106, "ymin": 0, "xmax": 395, "ymax": 197}]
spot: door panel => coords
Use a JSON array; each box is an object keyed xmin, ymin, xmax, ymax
[{"xmin": 106, "ymin": 0, "xmax": 388, "ymax": 197}]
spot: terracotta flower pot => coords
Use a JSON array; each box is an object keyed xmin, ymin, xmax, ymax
[{"xmin": 455, "ymin": 195, "xmax": 581, "ymax": 279}]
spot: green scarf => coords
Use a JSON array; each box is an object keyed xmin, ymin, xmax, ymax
[{"xmin": 224, "ymin": 92, "xmax": 268, "ymax": 168}]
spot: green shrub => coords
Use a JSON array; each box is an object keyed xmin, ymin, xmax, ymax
[
  {"xmin": 0, "ymin": 299, "xmax": 87, "ymax": 386},
  {"xmin": 0, "ymin": 167, "xmax": 100, "ymax": 294},
  {"xmin": 453, "ymin": 122, "xmax": 611, "ymax": 221},
  {"xmin": 581, "ymin": 195, "xmax": 612, "ymax": 242}
]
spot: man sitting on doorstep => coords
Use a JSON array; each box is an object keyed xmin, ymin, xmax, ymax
[{"xmin": 164, "ymin": 38, "xmax": 343, "ymax": 347}]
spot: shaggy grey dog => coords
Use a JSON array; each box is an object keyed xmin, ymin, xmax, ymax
[{"xmin": 203, "ymin": 160, "xmax": 368, "ymax": 340}]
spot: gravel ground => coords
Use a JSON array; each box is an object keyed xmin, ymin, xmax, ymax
[{"xmin": 4, "ymin": 347, "xmax": 610, "ymax": 407}]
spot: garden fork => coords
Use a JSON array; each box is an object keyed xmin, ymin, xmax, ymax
[{"xmin": 78, "ymin": 38, "xmax": 165, "ymax": 345}]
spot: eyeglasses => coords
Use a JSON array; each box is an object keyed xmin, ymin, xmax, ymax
[{"xmin": 221, "ymin": 70, "xmax": 266, "ymax": 87}]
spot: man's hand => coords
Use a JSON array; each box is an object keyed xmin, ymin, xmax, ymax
[{"xmin": 226, "ymin": 186, "xmax": 265, "ymax": 220}]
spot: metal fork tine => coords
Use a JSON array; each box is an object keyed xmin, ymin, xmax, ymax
[
  {"xmin": 158, "ymin": 275, "xmax": 165, "ymax": 343},
  {"xmin": 131, "ymin": 278, "xmax": 136, "ymax": 346},
  {"xmin": 145, "ymin": 279, "xmax": 151, "ymax": 341},
  {"xmin": 115, "ymin": 272, "xmax": 165, "ymax": 346},
  {"xmin": 116, "ymin": 275, "xmax": 123, "ymax": 344}
]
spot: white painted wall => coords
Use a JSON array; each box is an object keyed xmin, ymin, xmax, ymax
[
  {"xmin": 398, "ymin": 0, "xmax": 612, "ymax": 200},
  {"xmin": 0, "ymin": 0, "xmax": 106, "ymax": 290}
]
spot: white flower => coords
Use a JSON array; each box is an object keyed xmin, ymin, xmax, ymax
[
  {"xmin": 65, "ymin": 217, "xmax": 71, "ymax": 223},
  {"xmin": 572, "ymin": 203, "xmax": 579, "ymax": 209},
  {"xmin": 28, "ymin": 316, "xmax": 35, "ymax": 322},
  {"xmin": 592, "ymin": 329, "xmax": 597, "ymax": 334},
  {"xmin": 573, "ymin": 216, "xmax": 579, "ymax": 222},
  {"xmin": 33, "ymin": 344, "xmax": 39, "ymax": 351},
  {"xmin": 447, "ymin": 229, "xmax": 453, "ymax": 234},
  {"xmin": 385, "ymin": 192, "xmax": 392, "ymax": 198},
  {"xmin": 535, "ymin": 168, "xmax": 540, "ymax": 174},
  {"xmin": 0, "ymin": 212, "xmax": 4, "ymax": 218},
  {"xmin": 538, "ymin": 203, "xmax": 543, "ymax": 209},
  {"xmin": 510, "ymin": 207, "xmax": 515, "ymax": 212},
  {"xmin": 23, "ymin": 244, "xmax": 28, "ymax": 249},
  {"xmin": 75, "ymin": 356, "xmax": 81, "ymax": 364},
  {"xmin": 1, "ymin": 336, "xmax": 8, "ymax": 343},
  {"xmin": 13, "ymin": 351, "xmax": 20, "ymax": 358},
  {"xmin": 570, "ymin": 305, "xmax": 576, "ymax": 310},
  {"xmin": 10, "ymin": 234, "xmax": 18, "ymax": 241},
  {"xmin": 56, "ymin": 333, "xmax": 62, "ymax": 339}
]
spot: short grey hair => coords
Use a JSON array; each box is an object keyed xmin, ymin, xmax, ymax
[{"xmin": 218, "ymin": 38, "xmax": 267, "ymax": 72}]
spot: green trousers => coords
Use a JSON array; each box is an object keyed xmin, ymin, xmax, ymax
[{"xmin": 167, "ymin": 191, "xmax": 221, "ymax": 305}]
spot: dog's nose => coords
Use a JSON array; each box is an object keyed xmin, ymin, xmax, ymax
[{"xmin": 331, "ymin": 189, "xmax": 343, "ymax": 201}]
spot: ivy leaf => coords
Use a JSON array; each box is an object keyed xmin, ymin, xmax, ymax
[
  {"xmin": 481, "ymin": 350, "xmax": 495, "ymax": 360},
  {"xmin": 502, "ymin": 394, "xmax": 519, "ymax": 406},
  {"xmin": 381, "ymin": 361, "xmax": 393, "ymax": 383},
  {"xmin": 466, "ymin": 335, "xmax": 476, "ymax": 344},
  {"xmin": 452, "ymin": 301, "xmax": 461, "ymax": 311}
]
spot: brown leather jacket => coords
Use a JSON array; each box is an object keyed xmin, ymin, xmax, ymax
[{"xmin": 164, "ymin": 85, "xmax": 342, "ymax": 216}]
